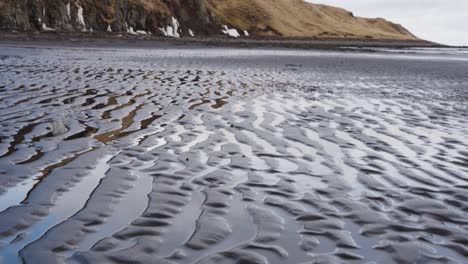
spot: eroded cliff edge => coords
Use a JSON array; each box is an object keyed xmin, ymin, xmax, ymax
[{"xmin": 0, "ymin": 0, "xmax": 419, "ymax": 40}]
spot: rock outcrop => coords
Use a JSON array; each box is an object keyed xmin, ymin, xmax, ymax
[{"xmin": 0, "ymin": 0, "xmax": 419, "ymax": 40}]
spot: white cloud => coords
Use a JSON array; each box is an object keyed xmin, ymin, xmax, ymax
[{"xmin": 307, "ymin": 0, "xmax": 468, "ymax": 46}]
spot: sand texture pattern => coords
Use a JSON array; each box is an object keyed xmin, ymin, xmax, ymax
[{"xmin": 0, "ymin": 45, "xmax": 467, "ymax": 263}]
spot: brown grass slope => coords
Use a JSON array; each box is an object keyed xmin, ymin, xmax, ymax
[{"xmin": 204, "ymin": 0, "xmax": 418, "ymax": 40}]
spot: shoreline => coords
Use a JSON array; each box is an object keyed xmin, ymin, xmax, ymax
[{"xmin": 0, "ymin": 31, "xmax": 446, "ymax": 51}]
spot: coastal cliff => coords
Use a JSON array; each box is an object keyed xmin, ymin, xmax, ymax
[{"xmin": 0, "ymin": 0, "xmax": 418, "ymax": 40}]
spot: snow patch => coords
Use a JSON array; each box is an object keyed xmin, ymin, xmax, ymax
[
  {"xmin": 244, "ymin": 30, "xmax": 249, "ymax": 36},
  {"xmin": 66, "ymin": 3, "xmax": 71, "ymax": 19},
  {"xmin": 41, "ymin": 24, "xmax": 55, "ymax": 32},
  {"xmin": 107, "ymin": 25, "xmax": 112, "ymax": 32},
  {"xmin": 77, "ymin": 5, "xmax": 86, "ymax": 30},
  {"xmin": 189, "ymin": 29, "xmax": 195, "ymax": 37},
  {"xmin": 222, "ymin": 25, "xmax": 240, "ymax": 38},
  {"xmin": 160, "ymin": 17, "xmax": 180, "ymax": 38},
  {"xmin": 127, "ymin": 26, "xmax": 138, "ymax": 35},
  {"xmin": 136, "ymin": 30, "xmax": 148, "ymax": 35}
]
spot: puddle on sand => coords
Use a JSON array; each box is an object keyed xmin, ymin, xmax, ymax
[
  {"xmin": 0, "ymin": 154, "xmax": 113, "ymax": 264},
  {"xmin": 0, "ymin": 148, "xmax": 96, "ymax": 213}
]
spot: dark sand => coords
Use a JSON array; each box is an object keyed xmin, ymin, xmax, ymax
[
  {"xmin": 0, "ymin": 31, "xmax": 441, "ymax": 50},
  {"xmin": 0, "ymin": 40, "xmax": 467, "ymax": 264}
]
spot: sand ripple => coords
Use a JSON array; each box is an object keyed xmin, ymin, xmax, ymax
[{"xmin": 0, "ymin": 46, "xmax": 467, "ymax": 264}]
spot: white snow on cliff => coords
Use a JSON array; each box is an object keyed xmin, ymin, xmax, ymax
[
  {"xmin": 160, "ymin": 17, "xmax": 180, "ymax": 38},
  {"xmin": 41, "ymin": 24, "xmax": 55, "ymax": 32},
  {"xmin": 77, "ymin": 5, "xmax": 86, "ymax": 30},
  {"xmin": 222, "ymin": 25, "xmax": 240, "ymax": 38},
  {"xmin": 66, "ymin": 3, "xmax": 71, "ymax": 19},
  {"xmin": 127, "ymin": 26, "xmax": 138, "ymax": 35},
  {"xmin": 136, "ymin": 30, "xmax": 148, "ymax": 35}
]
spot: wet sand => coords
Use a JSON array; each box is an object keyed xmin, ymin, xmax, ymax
[
  {"xmin": 0, "ymin": 43, "xmax": 467, "ymax": 264},
  {"xmin": 0, "ymin": 31, "xmax": 440, "ymax": 50}
]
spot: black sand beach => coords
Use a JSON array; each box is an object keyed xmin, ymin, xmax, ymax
[
  {"xmin": 0, "ymin": 31, "xmax": 441, "ymax": 50},
  {"xmin": 0, "ymin": 40, "xmax": 467, "ymax": 264}
]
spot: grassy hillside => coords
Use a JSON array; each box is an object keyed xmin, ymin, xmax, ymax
[{"xmin": 204, "ymin": 0, "xmax": 418, "ymax": 39}]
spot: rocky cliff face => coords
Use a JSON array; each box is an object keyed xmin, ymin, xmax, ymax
[
  {"xmin": 0, "ymin": 0, "xmax": 419, "ymax": 40},
  {"xmin": 0, "ymin": 0, "xmax": 214, "ymax": 36}
]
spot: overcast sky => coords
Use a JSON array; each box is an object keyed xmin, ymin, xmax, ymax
[{"xmin": 308, "ymin": 0, "xmax": 468, "ymax": 46}]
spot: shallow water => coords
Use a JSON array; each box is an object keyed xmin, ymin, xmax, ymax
[{"xmin": 0, "ymin": 45, "xmax": 467, "ymax": 264}]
